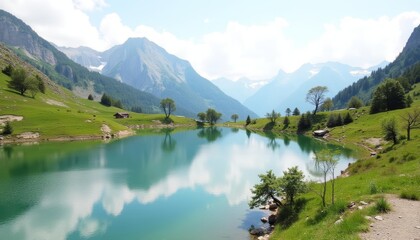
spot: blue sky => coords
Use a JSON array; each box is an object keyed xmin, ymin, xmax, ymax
[{"xmin": 1, "ymin": 0, "xmax": 420, "ymax": 80}]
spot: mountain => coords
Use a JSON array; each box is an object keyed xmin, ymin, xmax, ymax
[
  {"xmin": 65, "ymin": 37, "xmax": 257, "ymax": 120},
  {"xmin": 333, "ymin": 25, "xmax": 420, "ymax": 108},
  {"xmin": 243, "ymin": 62, "xmax": 374, "ymax": 116},
  {"xmin": 57, "ymin": 46, "xmax": 104, "ymax": 72},
  {"xmin": 212, "ymin": 77, "xmax": 268, "ymax": 103},
  {"xmin": 0, "ymin": 9, "xmax": 165, "ymax": 114}
]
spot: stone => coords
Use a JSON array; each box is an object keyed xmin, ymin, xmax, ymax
[
  {"xmin": 335, "ymin": 219, "xmax": 343, "ymax": 225},
  {"xmin": 415, "ymin": 226, "xmax": 420, "ymax": 229},
  {"xmin": 374, "ymin": 216, "xmax": 383, "ymax": 221},
  {"xmin": 365, "ymin": 216, "xmax": 372, "ymax": 220},
  {"xmin": 348, "ymin": 202, "xmax": 356, "ymax": 209},
  {"xmin": 268, "ymin": 203, "xmax": 278, "ymax": 211},
  {"xmin": 261, "ymin": 217, "xmax": 268, "ymax": 223},
  {"xmin": 360, "ymin": 201, "xmax": 368, "ymax": 205},
  {"xmin": 250, "ymin": 228, "xmax": 264, "ymax": 236},
  {"xmin": 358, "ymin": 206, "xmax": 363, "ymax": 210},
  {"xmin": 268, "ymin": 214, "xmax": 277, "ymax": 225}
]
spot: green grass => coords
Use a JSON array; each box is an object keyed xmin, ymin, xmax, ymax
[
  {"xmin": 375, "ymin": 198, "xmax": 391, "ymax": 213},
  {"xmin": 0, "ymin": 73, "xmax": 196, "ymax": 139}
]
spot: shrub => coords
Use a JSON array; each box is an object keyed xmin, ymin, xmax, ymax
[
  {"xmin": 400, "ymin": 191, "xmax": 419, "ymax": 201},
  {"xmin": 375, "ymin": 198, "xmax": 391, "ymax": 213},
  {"xmin": 2, "ymin": 121, "xmax": 13, "ymax": 135},
  {"xmin": 369, "ymin": 182, "xmax": 378, "ymax": 194}
]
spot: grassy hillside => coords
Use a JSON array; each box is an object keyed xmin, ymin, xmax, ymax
[
  {"xmin": 234, "ymin": 86, "xmax": 420, "ymax": 239},
  {"xmin": 0, "ymin": 72, "xmax": 196, "ymax": 141}
]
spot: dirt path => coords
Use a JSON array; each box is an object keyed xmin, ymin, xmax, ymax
[{"xmin": 360, "ymin": 195, "xmax": 420, "ymax": 240}]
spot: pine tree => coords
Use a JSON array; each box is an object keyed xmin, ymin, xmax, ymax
[
  {"xmin": 343, "ymin": 112, "xmax": 353, "ymax": 124},
  {"xmin": 3, "ymin": 121, "xmax": 13, "ymax": 135}
]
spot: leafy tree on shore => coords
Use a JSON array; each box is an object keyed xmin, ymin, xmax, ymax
[
  {"xmin": 306, "ymin": 86, "xmax": 328, "ymax": 115},
  {"xmin": 382, "ymin": 118, "xmax": 399, "ymax": 144},
  {"xmin": 206, "ymin": 108, "xmax": 222, "ymax": 125},
  {"xmin": 160, "ymin": 98, "xmax": 176, "ymax": 118},
  {"xmin": 280, "ymin": 166, "xmax": 306, "ymax": 205},
  {"xmin": 197, "ymin": 112, "xmax": 206, "ymax": 122},
  {"xmin": 370, "ymin": 79, "xmax": 406, "ymax": 114},
  {"xmin": 231, "ymin": 114, "xmax": 239, "ymax": 123},
  {"xmin": 266, "ymin": 110, "xmax": 280, "ymax": 123},
  {"xmin": 347, "ymin": 96, "xmax": 363, "ymax": 109}
]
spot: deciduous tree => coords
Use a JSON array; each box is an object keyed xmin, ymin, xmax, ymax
[
  {"xmin": 347, "ymin": 96, "xmax": 363, "ymax": 109},
  {"xmin": 382, "ymin": 117, "xmax": 399, "ymax": 144},
  {"xmin": 160, "ymin": 98, "xmax": 176, "ymax": 118},
  {"xmin": 231, "ymin": 114, "xmax": 239, "ymax": 123},
  {"xmin": 206, "ymin": 108, "xmax": 222, "ymax": 125},
  {"xmin": 306, "ymin": 86, "xmax": 328, "ymax": 115},
  {"xmin": 266, "ymin": 110, "xmax": 280, "ymax": 123},
  {"xmin": 401, "ymin": 108, "xmax": 420, "ymax": 141},
  {"xmin": 370, "ymin": 79, "xmax": 406, "ymax": 114}
]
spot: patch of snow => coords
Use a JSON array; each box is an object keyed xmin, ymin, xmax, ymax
[
  {"xmin": 89, "ymin": 62, "xmax": 106, "ymax": 73},
  {"xmin": 309, "ymin": 69, "xmax": 319, "ymax": 77}
]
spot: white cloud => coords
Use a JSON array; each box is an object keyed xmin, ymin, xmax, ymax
[{"xmin": 1, "ymin": 0, "xmax": 419, "ymax": 80}]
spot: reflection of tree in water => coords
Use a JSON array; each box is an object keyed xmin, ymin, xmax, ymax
[
  {"xmin": 2, "ymin": 145, "xmax": 13, "ymax": 159},
  {"xmin": 197, "ymin": 127, "xmax": 222, "ymax": 142},
  {"xmin": 297, "ymin": 134, "xmax": 353, "ymax": 157},
  {"xmin": 265, "ymin": 132, "xmax": 280, "ymax": 151},
  {"xmin": 231, "ymin": 128, "xmax": 239, "ymax": 133},
  {"xmin": 283, "ymin": 135, "xmax": 291, "ymax": 146},
  {"xmin": 246, "ymin": 129, "xmax": 251, "ymax": 139},
  {"xmin": 161, "ymin": 128, "xmax": 177, "ymax": 152}
]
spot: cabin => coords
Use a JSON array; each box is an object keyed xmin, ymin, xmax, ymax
[{"xmin": 113, "ymin": 112, "xmax": 130, "ymax": 119}]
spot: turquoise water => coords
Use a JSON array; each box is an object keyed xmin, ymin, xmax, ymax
[{"xmin": 0, "ymin": 128, "xmax": 354, "ymax": 240}]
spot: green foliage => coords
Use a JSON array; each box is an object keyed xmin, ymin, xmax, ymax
[
  {"xmin": 347, "ymin": 96, "xmax": 364, "ymax": 109},
  {"xmin": 375, "ymin": 198, "xmax": 391, "ymax": 213},
  {"xmin": 231, "ymin": 114, "xmax": 239, "ymax": 123},
  {"xmin": 306, "ymin": 86, "xmax": 328, "ymax": 115},
  {"xmin": 297, "ymin": 113, "xmax": 312, "ymax": 132},
  {"xmin": 197, "ymin": 112, "xmax": 206, "ymax": 122},
  {"xmin": 2, "ymin": 64, "xmax": 13, "ymax": 76},
  {"xmin": 382, "ymin": 117, "xmax": 399, "ymax": 144},
  {"xmin": 292, "ymin": 107, "xmax": 300, "ymax": 116},
  {"xmin": 400, "ymin": 191, "xmax": 419, "ymax": 201},
  {"xmin": 343, "ymin": 112, "xmax": 353, "ymax": 124},
  {"xmin": 131, "ymin": 106, "xmax": 142, "ymax": 113},
  {"xmin": 2, "ymin": 121, "xmax": 13, "ymax": 135},
  {"xmin": 370, "ymin": 79, "xmax": 406, "ymax": 114},
  {"xmin": 285, "ymin": 108, "xmax": 291, "ymax": 116},
  {"xmin": 113, "ymin": 99, "xmax": 123, "ymax": 109},
  {"xmin": 249, "ymin": 170, "xmax": 282, "ymax": 209},
  {"xmin": 406, "ymin": 94, "xmax": 413, "ymax": 107},
  {"xmin": 206, "ymin": 108, "xmax": 222, "ymax": 125},
  {"xmin": 160, "ymin": 98, "xmax": 176, "ymax": 118},
  {"xmin": 327, "ymin": 113, "xmax": 343, "ymax": 128},
  {"xmin": 36, "ymin": 75, "xmax": 45, "ymax": 94},
  {"xmin": 320, "ymin": 97, "xmax": 333, "ymax": 111},
  {"xmin": 100, "ymin": 93, "xmax": 112, "ymax": 107},
  {"xmin": 87, "ymin": 94, "xmax": 94, "ymax": 100},
  {"xmin": 8, "ymin": 67, "xmax": 28, "ymax": 95},
  {"xmin": 283, "ymin": 116, "xmax": 290, "ymax": 126},
  {"xmin": 400, "ymin": 108, "xmax": 420, "ymax": 140},
  {"xmin": 245, "ymin": 115, "xmax": 251, "ymax": 126},
  {"xmin": 266, "ymin": 109, "xmax": 280, "ymax": 123},
  {"xmin": 369, "ymin": 182, "xmax": 378, "ymax": 194},
  {"xmin": 280, "ymin": 166, "xmax": 307, "ymax": 204}
]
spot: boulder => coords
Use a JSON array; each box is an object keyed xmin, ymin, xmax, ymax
[
  {"xmin": 268, "ymin": 203, "xmax": 278, "ymax": 211},
  {"xmin": 268, "ymin": 214, "xmax": 277, "ymax": 225},
  {"xmin": 374, "ymin": 216, "xmax": 383, "ymax": 221},
  {"xmin": 313, "ymin": 129, "xmax": 329, "ymax": 137},
  {"xmin": 250, "ymin": 228, "xmax": 264, "ymax": 236},
  {"xmin": 261, "ymin": 217, "xmax": 268, "ymax": 223}
]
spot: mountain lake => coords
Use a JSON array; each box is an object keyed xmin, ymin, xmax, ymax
[{"xmin": 0, "ymin": 127, "xmax": 355, "ymax": 240}]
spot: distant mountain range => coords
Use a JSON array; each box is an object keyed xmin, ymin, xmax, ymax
[
  {"xmin": 238, "ymin": 61, "xmax": 387, "ymax": 116},
  {"xmin": 211, "ymin": 77, "xmax": 268, "ymax": 104},
  {"xmin": 333, "ymin": 24, "xmax": 420, "ymax": 108},
  {"xmin": 0, "ymin": 9, "xmax": 256, "ymax": 119},
  {"xmin": 59, "ymin": 38, "xmax": 257, "ymax": 120}
]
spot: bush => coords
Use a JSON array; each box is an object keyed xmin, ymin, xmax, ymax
[
  {"xmin": 2, "ymin": 121, "xmax": 13, "ymax": 135},
  {"xmin": 375, "ymin": 198, "xmax": 391, "ymax": 213},
  {"xmin": 369, "ymin": 182, "xmax": 378, "ymax": 194},
  {"xmin": 88, "ymin": 94, "xmax": 94, "ymax": 100},
  {"xmin": 400, "ymin": 191, "xmax": 419, "ymax": 201}
]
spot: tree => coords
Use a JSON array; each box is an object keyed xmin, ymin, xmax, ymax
[
  {"xmin": 100, "ymin": 93, "xmax": 112, "ymax": 106},
  {"xmin": 283, "ymin": 116, "xmax": 290, "ymax": 126},
  {"xmin": 26, "ymin": 76, "xmax": 40, "ymax": 98},
  {"xmin": 401, "ymin": 108, "xmax": 420, "ymax": 141},
  {"xmin": 280, "ymin": 166, "xmax": 306, "ymax": 205},
  {"xmin": 249, "ymin": 170, "xmax": 283, "ymax": 209},
  {"xmin": 88, "ymin": 94, "xmax": 94, "ymax": 100},
  {"xmin": 206, "ymin": 108, "xmax": 222, "ymax": 125},
  {"xmin": 347, "ymin": 96, "xmax": 363, "ymax": 109},
  {"xmin": 266, "ymin": 110, "xmax": 280, "ymax": 123},
  {"xmin": 406, "ymin": 94, "xmax": 413, "ymax": 107},
  {"xmin": 197, "ymin": 112, "xmax": 207, "ymax": 122},
  {"xmin": 313, "ymin": 150, "xmax": 338, "ymax": 207},
  {"xmin": 231, "ymin": 114, "xmax": 239, "ymax": 123},
  {"xmin": 113, "ymin": 99, "xmax": 123, "ymax": 109},
  {"xmin": 160, "ymin": 98, "xmax": 176, "ymax": 118},
  {"xmin": 370, "ymin": 79, "xmax": 406, "ymax": 114},
  {"xmin": 245, "ymin": 115, "xmax": 251, "ymax": 126},
  {"xmin": 2, "ymin": 64, "xmax": 13, "ymax": 76},
  {"xmin": 131, "ymin": 106, "xmax": 142, "ymax": 113},
  {"xmin": 306, "ymin": 86, "xmax": 328, "ymax": 115},
  {"xmin": 8, "ymin": 68, "xmax": 28, "ymax": 95},
  {"xmin": 382, "ymin": 118, "xmax": 399, "ymax": 144},
  {"xmin": 285, "ymin": 108, "xmax": 291, "ymax": 117},
  {"xmin": 292, "ymin": 107, "xmax": 300, "ymax": 116},
  {"xmin": 320, "ymin": 97, "xmax": 333, "ymax": 111},
  {"xmin": 35, "ymin": 75, "xmax": 45, "ymax": 94},
  {"xmin": 2, "ymin": 121, "xmax": 13, "ymax": 135},
  {"xmin": 343, "ymin": 112, "xmax": 353, "ymax": 124},
  {"xmin": 297, "ymin": 113, "xmax": 312, "ymax": 132}
]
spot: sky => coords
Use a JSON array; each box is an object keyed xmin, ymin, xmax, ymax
[{"xmin": 1, "ymin": 0, "xmax": 420, "ymax": 80}]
